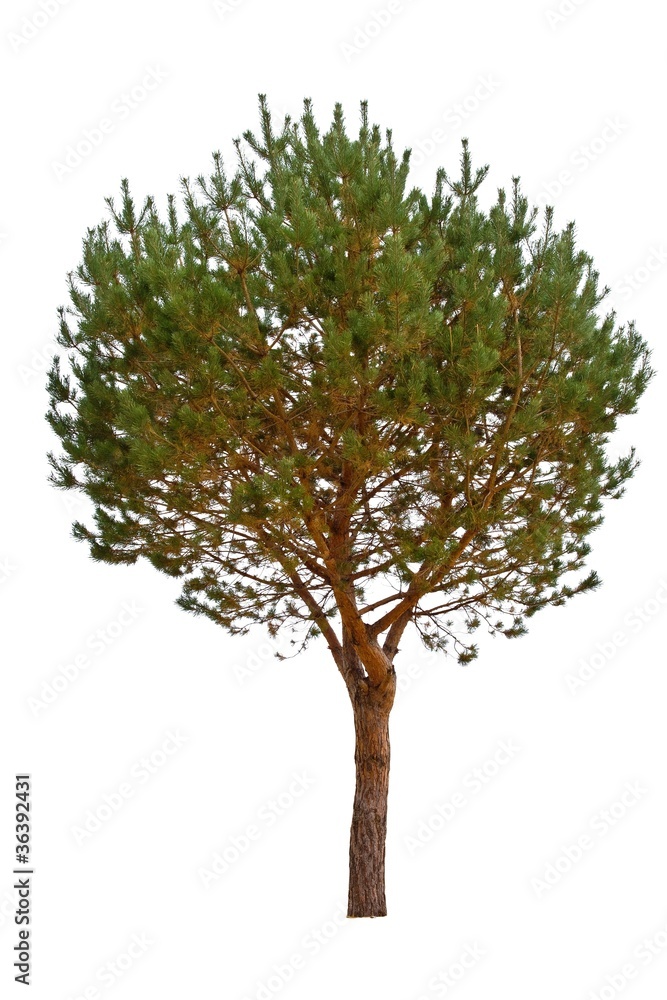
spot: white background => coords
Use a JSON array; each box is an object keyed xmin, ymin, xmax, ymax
[{"xmin": 1, "ymin": 1, "xmax": 666, "ymax": 998}]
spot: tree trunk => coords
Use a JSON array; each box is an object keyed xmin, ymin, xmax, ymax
[{"xmin": 347, "ymin": 670, "xmax": 396, "ymax": 917}]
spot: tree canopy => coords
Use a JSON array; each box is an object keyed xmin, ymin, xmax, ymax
[{"xmin": 47, "ymin": 95, "xmax": 652, "ymax": 676}]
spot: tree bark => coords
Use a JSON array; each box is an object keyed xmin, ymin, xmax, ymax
[{"xmin": 347, "ymin": 668, "xmax": 396, "ymax": 917}]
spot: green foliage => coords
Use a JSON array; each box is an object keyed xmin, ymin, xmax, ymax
[{"xmin": 46, "ymin": 95, "xmax": 653, "ymax": 663}]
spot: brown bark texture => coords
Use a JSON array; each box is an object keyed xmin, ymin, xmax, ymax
[{"xmin": 346, "ymin": 667, "xmax": 396, "ymax": 917}]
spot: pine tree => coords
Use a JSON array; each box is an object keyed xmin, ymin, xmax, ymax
[{"xmin": 46, "ymin": 95, "xmax": 653, "ymax": 917}]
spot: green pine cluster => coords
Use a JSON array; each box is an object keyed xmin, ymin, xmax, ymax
[{"xmin": 46, "ymin": 95, "xmax": 653, "ymax": 665}]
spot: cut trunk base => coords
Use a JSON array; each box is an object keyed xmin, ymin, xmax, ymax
[{"xmin": 347, "ymin": 671, "xmax": 396, "ymax": 917}]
